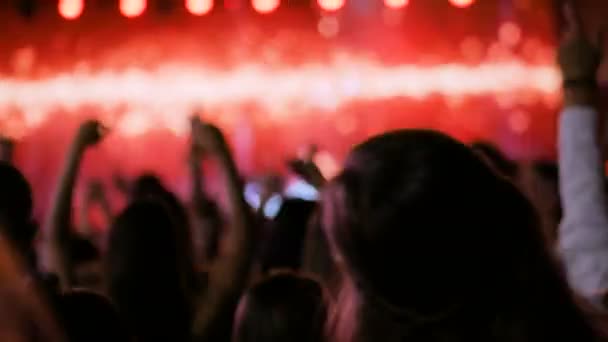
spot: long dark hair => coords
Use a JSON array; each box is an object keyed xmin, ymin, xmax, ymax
[
  {"xmin": 106, "ymin": 200, "xmax": 191, "ymax": 341},
  {"xmin": 322, "ymin": 130, "xmax": 603, "ymax": 342}
]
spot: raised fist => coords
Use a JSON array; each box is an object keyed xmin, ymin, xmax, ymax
[{"xmin": 75, "ymin": 120, "xmax": 105, "ymax": 148}]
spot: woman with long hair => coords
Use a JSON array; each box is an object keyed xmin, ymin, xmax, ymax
[{"xmin": 322, "ymin": 129, "xmax": 604, "ymax": 342}]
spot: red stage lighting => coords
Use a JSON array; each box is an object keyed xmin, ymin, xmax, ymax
[
  {"xmin": 384, "ymin": 0, "xmax": 408, "ymax": 9},
  {"xmin": 120, "ymin": 0, "xmax": 147, "ymax": 17},
  {"xmin": 317, "ymin": 0, "xmax": 345, "ymax": 12},
  {"xmin": 449, "ymin": 0, "xmax": 474, "ymax": 8},
  {"xmin": 252, "ymin": 0, "xmax": 280, "ymax": 13},
  {"xmin": 186, "ymin": 0, "xmax": 213, "ymax": 15},
  {"xmin": 58, "ymin": 0, "xmax": 84, "ymax": 19}
]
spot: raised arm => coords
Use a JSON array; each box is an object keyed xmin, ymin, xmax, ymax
[
  {"xmin": 192, "ymin": 123, "xmax": 256, "ymax": 341},
  {"xmin": 557, "ymin": 3, "xmax": 608, "ymax": 307},
  {"xmin": 78, "ymin": 180, "xmax": 113, "ymax": 237},
  {"xmin": 287, "ymin": 145, "xmax": 326, "ymax": 189},
  {"xmin": 45, "ymin": 120, "xmax": 104, "ymax": 291},
  {"xmin": 189, "ymin": 117, "xmax": 222, "ymax": 264}
]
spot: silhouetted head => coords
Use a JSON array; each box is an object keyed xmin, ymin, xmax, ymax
[
  {"xmin": 260, "ymin": 199, "xmax": 316, "ymax": 273},
  {"xmin": 68, "ymin": 237, "xmax": 103, "ymax": 293},
  {"xmin": 233, "ymin": 272, "xmax": 327, "ymax": 342},
  {"xmin": 57, "ymin": 290, "xmax": 130, "ymax": 342},
  {"xmin": 106, "ymin": 200, "xmax": 191, "ymax": 341},
  {"xmin": 0, "ymin": 162, "xmax": 37, "ymax": 269},
  {"xmin": 131, "ymin": 173, "xmax": 166, "ymax": 199},
  {"xmin": 322, "ymin": 130, "xmax": 600, "ymax": 342},
  {"xmin": 130, "ymin": 173, "xmax": 197, "ymax": 292}
]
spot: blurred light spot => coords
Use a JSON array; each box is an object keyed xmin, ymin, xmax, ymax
[
  {"xmin": 318, "ymin": 16, "xmax": 340, "ymax": 38},
  {"xmin": 285, "ymin": 180, "xmax": 319, "ymax": 201},
  {"xmin": 244, "ymin": 182, "xmax": 262, "ymax": 209},
  {"xmin": 509, "ymin": 111, "xmax": 530, "ymax": 134},
  {"xmin": 186, "ymin": 0, "xmax": 213, "ymax": 15},
  {"xmin": 314, "ymin": 151, "xmax": 340, "ymax": 180},
  {"xmin": 384, "ymin": 0, "xmax": 408, "ymax": 9},
  {"xmin": 58, "ymin": 0, "xmax": 84, "ymax": 19},
  {"xmin": 252, "ymin": 0, "xmax": 280, "ymax": 13},
  {"xmin": 11, "ymin": 46, "xmax": 36, "ymax": 75},
  {"xmin": 120, "ymin": 0, "xmax": 146, "ymax": 17},
  {"xmin": 263, "ymin": 194, "xmax": 283, "ymax": 218},
  {"xmin": 499, "ymin": 21, "xmax": 522, "ymax": 47},
  {"xmin": 449, "ymin": 0, "xmax": 475, "ymax": 8},
  {"xmin": 318, "ymin": 0, "xmax": 345, "ymax": 12},
  {"xmin": 487, "ymin": 42, "xmax": 511, "ymax": 61}
]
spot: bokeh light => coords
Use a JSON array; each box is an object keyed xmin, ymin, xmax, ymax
[
  {"xmin": 318, "ymin": 16, "xmax": 340, "ymax": 38},
  {"xmin": 120, "ymin": 0, "xmax": 147, "ymax": 18},
  {"xmin": 58, "ymin": 0, "xmax": 84, "ymax": 19},
  {"xmin": 252, "ymin": 0, "xmax": 280, "ymax": 13},
  {"xmin": 449, "ymin": 0, "xmax": 475, "ymax": 8},
  {"xmin": 499, "ymin": 21, "xmax": 522, "ymax": 47},
  {"xmin": 186, "ymin": 0, "xmax": 213, "ymax": 15},
  {"xmin": 318, "ymin": 0, "xmax": 345, "ymax": 12},
  {"xmin": 384, "ymin": 0, "xmax": 409, "ymax": 9}
]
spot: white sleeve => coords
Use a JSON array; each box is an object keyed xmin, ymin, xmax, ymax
[{"xmin": 559, "ymin": 105, "xmax": 608, "ymax": 308}]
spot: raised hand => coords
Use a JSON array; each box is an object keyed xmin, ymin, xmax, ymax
[
  {"xmin": 288, "ymin": 145, "xmax": 326, "ymax": 188},
  {"xmin": 558, "ymin": 2, "xmax": 604, "ymax": 106},
  {"xmin": 46, "ymin": 119, "xmax": 107, "ymax": 291},
  {"xmin": 195, "ymin": 123, "xmax": 229, "ymax": 158},
  {"xmin": 75, "ymin": 120, "xmax": 106, "ymax": 150}
]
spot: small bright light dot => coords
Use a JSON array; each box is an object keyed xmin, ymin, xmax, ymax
[
  {"xmin": 499, "ymin": 21, "xmax": 522, "ymax": 47},
  {"xmin": 120, "ymin": 0, "xmax": 146, "ymax": 18},
  {"xmin": 318, "ymin": 16, "xmax": 340, "ymax": 38},
  {"xmin": 318, "ymin": 0, "xmax": 345, "ymax": 12},
  {"xmin": 449, "ymin": 0, "xmax": 475, "ymax": 8},
  {"xmin": 58, "ymin": 0, "xmax": 84, "ymax": 19},
  {"xmin": 252, "ymin": 0, "xmax": 280, "ymax": 13},
  {"xmin": 186, "ymin": 0, "xmax": 213, "ymax": 15},
  {"xmin": 384, "ymin": 0, "xmax": 409, "ymax": 9}
]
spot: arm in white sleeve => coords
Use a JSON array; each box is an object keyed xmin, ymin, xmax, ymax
[{"xmin": 559, "ymin": 105, "xmax": 608, "ymax": 308}]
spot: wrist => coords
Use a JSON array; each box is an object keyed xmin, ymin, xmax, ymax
[{"xmin": 564, "ymin": 86, "xmax": 599, "ymax": 107}]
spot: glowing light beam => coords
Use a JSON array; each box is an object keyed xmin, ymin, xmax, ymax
[{"xmin": 0, "ymin": 60, "xmax": 560, "ymax": 137}]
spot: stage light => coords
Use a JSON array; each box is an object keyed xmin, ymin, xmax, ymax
[
  {"xmin": 252, "ymin": 0, "xmax": 280, "ymax": 13},
  {"xmin": 317, "ymin": 0, "xmax": 345, "ymax": 12},
  {"xmin": 186, "ymin": 0, "xmax": 213, "ymax": 15},
  {"xmin": 384, "ymin": 0, "xmax": 408, "ymax": 9},
  {"xmin": 449, "ymin": 0, "xmax": 474, "ymax": 8},
  {"xmin": 59, "ymin": 0, "xmax": 84, "ymax": 19},
  {"xmin": 120, "ymin": 0, "xmax": 147, "ymax": 17}
]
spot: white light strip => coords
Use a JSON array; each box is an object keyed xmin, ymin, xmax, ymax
[{"xmin": 0, "ymin": 59, "xmax": 560, "ymax": 137}]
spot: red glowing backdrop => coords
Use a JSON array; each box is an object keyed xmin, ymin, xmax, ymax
[{"xmin": 0, "ymin": 0, "xmax": 578, "ymax": 216}]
